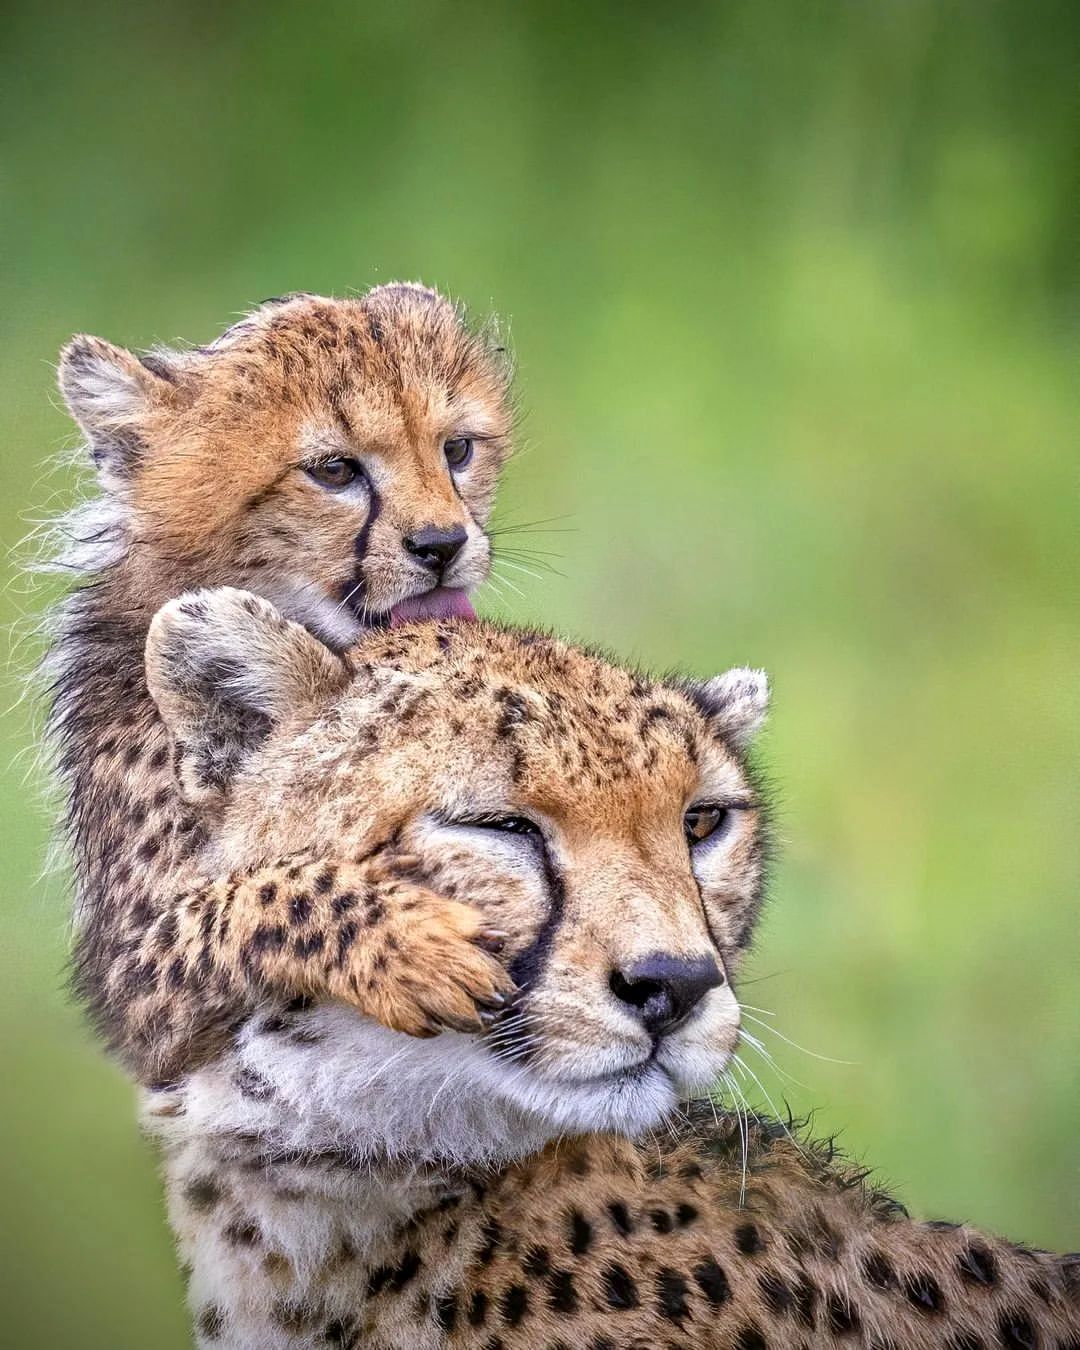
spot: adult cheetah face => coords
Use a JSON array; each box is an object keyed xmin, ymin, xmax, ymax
[
  {"xmin": 59, "ymin": 285, "xmax": 511, "ymax": 648},
  {"xmin": 149, "ymin": 591, "xmax": 770, "ymax": 1158}
]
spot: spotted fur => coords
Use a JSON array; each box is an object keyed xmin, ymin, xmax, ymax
[
  {"xmin": 46, "ymin": 284, "xmax": 514, "ymax": 1078},
  {"xmin": 141, "ymin": 594, "xmax": 1077, "ymax": 1348}
]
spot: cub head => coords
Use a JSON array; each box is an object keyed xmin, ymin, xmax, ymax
[
  {"xmin": 60, "ymin": 284, "xmax": 512, "ymax": 646},
  {"xmin": 147, "ymin": 589, "xmax": 770, "ymax": 1158}
]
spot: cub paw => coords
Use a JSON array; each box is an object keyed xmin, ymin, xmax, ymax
[{"xmin": 330, "ymin": 882, "xmax": 515, "ymax": 1037}]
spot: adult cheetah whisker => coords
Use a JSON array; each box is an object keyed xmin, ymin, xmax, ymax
[
  {"xmin": 715, "ymin": 1072, "xmax": 750, "ymax": 1206},
  {"xmin": 740, "ymin": 1008, "xmax": 858, "ymax": 1066},
  {"xmin": 738, "ymin": 1028, "xmax": 811, "ymax": 1091},
  {"xmin": 731, "ymin": 1051, "xmax": 809, "ymax": 1160}
]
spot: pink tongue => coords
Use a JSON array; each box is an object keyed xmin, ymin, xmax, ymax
[{"xmin": 389, "ymin": 587, "xmax": 477, "ymax": 626}]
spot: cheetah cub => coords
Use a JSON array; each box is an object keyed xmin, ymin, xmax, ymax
[
  {"xmin": 47, "ymin": 284, "xmax": 514, "ymax": 1080},
  {"xmin": 142, "ymin": 590, "xmax": 1078, "ymax": 1349}
]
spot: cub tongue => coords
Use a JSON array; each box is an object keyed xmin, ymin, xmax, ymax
[{"xmin": 389, "ymin": 587, "xmax": 477, "ymax": 627}]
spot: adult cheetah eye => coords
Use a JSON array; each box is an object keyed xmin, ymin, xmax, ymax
[
  {"xmin": 444, "ymin": 437, "xmax": 473, "ymax": 470},
  {"xmin": 684, "ymin": 804, "xmax": 729, "ymax": 845},
  {"xmin": 466, "ymin": 814, "xmax": 541, "ymax": 838},
  {"xmin": 306, "ymin": 457, "xmax": 362, "ymax": 490}
]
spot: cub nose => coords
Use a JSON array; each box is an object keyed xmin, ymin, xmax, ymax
[
  {"xmin": 609, "ymin": 954, "xmax": 724, "ymax": 1037},
  {"xmin": 403, "ymin": 524, "xmax": 468, "ymax": 574}
]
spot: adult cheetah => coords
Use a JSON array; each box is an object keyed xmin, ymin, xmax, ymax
[{"xmin": 135, "ymin": 589, "xmax": 1078, "ymax": 1349}]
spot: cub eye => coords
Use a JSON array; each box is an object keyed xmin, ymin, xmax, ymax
[
  {"xmin": 307, "ymin": 457, "xmax": 362, "ymax": 490},
  {"xmin": 684, "ymin": 804, "xmax": 729, "ymax": 845},
  {"xmin": 444, "ymin": 437, "xmax": 474, "ymax": 470}
]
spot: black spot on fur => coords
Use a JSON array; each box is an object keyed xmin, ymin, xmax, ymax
[
  {"xmin": 607, "ymin": 1201, "xmax": 634, "ymax": 1236},
  {"xmin": 735, "ymin": 1326, "xmax": 768, "ymax": 1350},
  {"xmin": 293, "ymin": 932, "xmax": 326, "ymax": 958},
  {"xmin": 388, "ymin": 1251, "xmax": 421, "ymax": 1291},
  {"xmin": 998, "ymin": 1311, "xmax": 1037, "ymax": 1349},
  {"xmin": 197, "ymin": 1305, "xmax": 225, "ymax": 1339},
  {"xmin": 367, "ymin": 1266, "xmax": 391, "ymax": 1296},
  {"xmin": 958, "ymin": 1243, "xmax": 998, "ymax": 1287},
  {"xmin": 792, "ymin": 1274, "xmax": 818, "ymax": 1328},
  {"xmin": 434, "ymin": 1293, "xmax": 457, "ymax": 1332},
  {"xmin": 184, "ymin": 1177, "xmax": 222, "ymax": 1212},
  {"xmin": 547, "ymin": 1269, "xmax": 578, "ymax": 1314},
  {"xmin": 478, "ymin": 1220, "xmax": 502, "ymax": 1264},
  {"xmin": 735, "ymin": 1221, "xmax": 764, "ymax": 1255},
  {"xmin": 250, "ymin": 924, "xmax": 287, "ymax": 953},
  {"xmin": 650, "ymin": 1208, "xmax": 674, "ymax": 1234},
  {"xmin": 905, "ymin": 1272, "xmax": 944, "ymax": 1314},
  {"xmin": 223, "ymin": 1219, "xmax": 260, "ymax": 1247},
  {"xmin": 568, "ymin": 1209, "xmax": 593, "ymax": 1254},
  {"xmin": 523, "ymin": 1246, "xmax": 551, "ymax": 1280},
  {"xmin": 467, "ymin": 1291, "xmax": 488, "ymax": 1325},
  {"xmin": 656, "ymin": 1268, "xmax": 691, "ymax": 1323},
  {"xmin": 675, "ymin": 1201, "xmax": 699, "ymax": 1226},
  {"xmin": 758, "ymin": 1270, "xmax": 793, "ymax": 1315},
  {"xmin": 862, "ymin": 1250, "xmax": 896, "ymax": 1290},
  {"xmin": 500, "ymin": 1284, "xmax": 528, "ymax": 1325},
  {"xmin": 826, "ymin": 1292, "xmax": 860, "ymax": 1334},
  {"xmin": 335, "ymin": 921, "xmax": 358, "ymax": 962},
  {"xmin": 693, "ymin": 1257, "xmax": 731, "ymax": 1306},
  {"xmin": 322, "ymin": 1316, "xmax": 355, "ymax": 1345},
  {"xmin": 602, "ymin": 1263, "xmax": 640, "ymax": 1309}
]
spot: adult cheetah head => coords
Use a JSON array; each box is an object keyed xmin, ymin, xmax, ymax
[
  {"xmin": 59, "ymin": 284, "xmax": 511, "ymax": 646},
  {"xmin": 148, "ymin": 589, "xmax": 770, "ymax": 1162}
]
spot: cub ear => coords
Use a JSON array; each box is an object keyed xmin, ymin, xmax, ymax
[
  {"xmin": 58, "ymin": 335, "xmax": 177, "ymax": 483},
  {"xmin": 146, "ymin": 588, "xmax": 349, "ymax": 804},
  {"xmin": 687, "ymin": 667, "xmax": 770, "ymax": 751}
]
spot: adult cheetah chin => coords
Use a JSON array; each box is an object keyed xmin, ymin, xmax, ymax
[{"xmin": 138, "ymin": 590, "xmax": 1078, "ymax": 1350}]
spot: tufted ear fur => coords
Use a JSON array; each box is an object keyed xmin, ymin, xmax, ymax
[
  {"xmin": 688, "ymin": 667, "xmax": 770, "ymax": 751},
  {"xmin": 146, "ymin": 587, "xmax": 349, "ymax": 804},
  {"xmin": 58, "ymin": 335, "xmax": 179, "ymax": 485}
]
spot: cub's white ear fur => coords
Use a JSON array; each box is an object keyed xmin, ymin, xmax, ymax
[
  {"xmin": 690, "ymin": 667, "xmax": 770, "ymax": 750},
  {"xmin": 146, "ymin": 588, "xmax": 348, "ymax": 802},
  {"xmin": 58, "ymin": 335, "xmax": 175, "ymax": 482}
]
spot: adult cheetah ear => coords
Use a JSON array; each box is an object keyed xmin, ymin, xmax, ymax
[
  {"xmin": 146, "ymin": 587, "xmax": 349, "ymax": 804},
  {"xmin": 686, "ymin": 667, "xmax": 770, "ymax": 751},
  {"xmin": 58, "ymin": 335, "xmax": 179, "ymax": 486}
]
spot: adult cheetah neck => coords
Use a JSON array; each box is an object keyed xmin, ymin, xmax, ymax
[{"xmin": 154, "ymin": 1097, "xmax": 1079, "ymax": 1349}]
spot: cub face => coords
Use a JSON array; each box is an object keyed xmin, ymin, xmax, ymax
[
  {"xmin": 147, "ymin": 589, "xmax": 770, "ymax": 1150},
  {"xmin": 59, "ymin": 285, "xmax": 512, "ymax": 646}
]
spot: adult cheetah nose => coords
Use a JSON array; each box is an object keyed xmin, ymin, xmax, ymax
[
  {"xmin": 609, "ymin": 954, "xmax": 724, "ymax": 1037},
  {"xmin": 403, "ymin": 524, "xmax": 467, "ymax": 574}
]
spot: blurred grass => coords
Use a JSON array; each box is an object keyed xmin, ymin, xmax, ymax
[{"xmin": 1, "ymin": 2, "xmax": 1076, "ymax": 1344}]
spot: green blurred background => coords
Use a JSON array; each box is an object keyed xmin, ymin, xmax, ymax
[{"xmin": 1, "ymin": 2, "xmax": 1076, "ymax": 1343}]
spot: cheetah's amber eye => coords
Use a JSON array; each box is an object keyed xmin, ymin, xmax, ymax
[
  {"xmin": 684, "ymin": 804, "xmax": 729, "ymax": 844},
  {"xmin": 444, "ymin": 437, "xmax": 474, "ymax": 470},
  {"xmin": 307, "ymin": 457, "xmax": 362, "ymax": 490}
]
